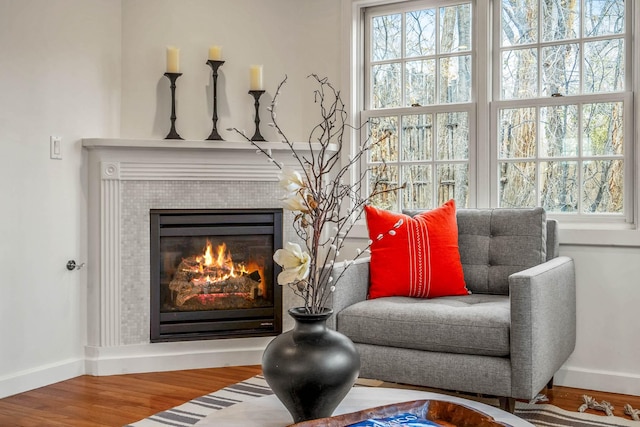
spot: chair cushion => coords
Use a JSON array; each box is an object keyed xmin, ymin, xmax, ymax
[
  {"xmin": 364, "ymin": 200, "xmax": 469, "ymax": 299},
  {"xmin": 457, "ymin": 207, "xmax": 547, "ymax": 294},
  {"xmin": 405, "ymin": 207, "xmax": 548, "ymax": 295},
  {"xmin": 337, "ymin": 294, "xmax": 510, "ymax": 357}
]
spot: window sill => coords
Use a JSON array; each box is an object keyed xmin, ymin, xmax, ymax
[{"xmin": 558, "ymin": 227, "xmax": 640, "ymax": 247}]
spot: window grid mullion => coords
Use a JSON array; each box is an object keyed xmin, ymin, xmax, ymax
[
  {"xmin": 401, "ymin": 11, "xmax": 407, "ymax": 109},
  {"xmin": 578, "ymin": 100, "xmax": 584, "ymax": 214},
  {"xmin": 535, "ymin": 105, "xmax": 541, "ymax": 207}
]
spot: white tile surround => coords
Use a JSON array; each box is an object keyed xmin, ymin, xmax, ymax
[{"xmin": 83, "ymin": 138, "xmax": 305, "ymax": 375}]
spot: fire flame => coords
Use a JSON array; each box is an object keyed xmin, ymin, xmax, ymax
[
  {"xmin": 204, "ymin": 243, "xmax": 214, "ymax": 266},
  {"xmin": 188, "ymin": 241, "xmax": 265, "ymax": 293}
]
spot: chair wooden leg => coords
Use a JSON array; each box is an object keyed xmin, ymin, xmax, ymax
[
  {"xmin": 498, "ymin": 397, "xmax": 516, "ymax": 413},
  {"xmin": 546, "ymin": 376, "xmax": 554, "ymax": 390}
]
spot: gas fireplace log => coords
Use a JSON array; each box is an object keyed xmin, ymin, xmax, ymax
[
  {"xmin": 248, "ymin": 270, "xmax": 261, "ymax": 283},
  {"xmin": 174, "ymin": 260, "xmax": 232, "ymax": 278},
  {"xmin": 169, "ymin": 269, "xmax": 262, "ymax": 306}
]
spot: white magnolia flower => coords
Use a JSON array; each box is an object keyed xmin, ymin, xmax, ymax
[
  {"xmin": 278, "ymin": 169, "xmax": 305, "ymax": 193},
  {"xmin": 281, "ymin": 191, "xmax": 308, "ymax": 212},
  {"xmin": 273, "ymin": 242, "xmax": 311, "ymax": 285}
]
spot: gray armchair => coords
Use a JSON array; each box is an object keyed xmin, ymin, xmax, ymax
[{"xmin": 329, "ymin": 207, "xmax": 576, "ymax": 411}]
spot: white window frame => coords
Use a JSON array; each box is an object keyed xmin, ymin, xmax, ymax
[
  {"xmin": 362, "ymin": 0, "xmax": 477, "ymax": 212},
  {"xmin": 490, "ymin": 0, "xmax": 633, "ymax": 226},
  {"xmin": 342, "ymin": 0, "xmax": 640, "ymax": 246}
]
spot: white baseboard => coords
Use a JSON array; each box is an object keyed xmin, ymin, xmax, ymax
[
  {"xmin": 1, "ymin": 338, "xmax": 271, "ymax": 398},
  {"xmin": 4, "ymin": 350, "xmax": 638, "ymax": 400},
  {"xmin": 0, "ymin": 358, "xmax": 85, "ymax": 399},
  {"xmin": 84, "ymin": 337, "xmax": 273, "ymax": 376},
  {"xmin": 555, "ymin": 365, "xmax": 640, "ymax": 396}
]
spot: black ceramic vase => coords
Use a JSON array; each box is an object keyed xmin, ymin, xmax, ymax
[{"xmin": 261, "ymin": 307, "xmax": 360, "ymax": 423}]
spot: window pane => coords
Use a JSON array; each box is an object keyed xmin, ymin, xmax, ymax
[
  {"xmin": 406, "ymin": 9, "xmax": 436, "ymax": 57},
  {"xmin": 502, "ymin": 48, "xmax": 538, "ymax": 99},
  {"xmin": 406, "ymin": 60, "xmax": 436, "ymax": 106},
  {"xmin": 584, "ymin": 0, "xmax": 625, "ymax": 37},
  {"xmin": 440, "ymin": 4, "xmax": 471, "ymax": 53},
  {"xmin": 542, "ymin": 0, "xmax": 580, "ymax": 41},
  {"xmin": 584, "ymin": 39, "xmax": 625, "ymax": 93},
  {"xmin": 372, "ymin": 14, "xmax": 402, "ymax": 61},
  {"xmin": 403, "ymin": 165, "xmax": 433, "ymax": 209},
  {"xmin": 401, "ymin": 114, "xmax": 433, "ymax": 161},
  {"xmin": 370, "ymin": 164, "xmax": 399, "ymax": 211},
  {"xmin": 499, "ymin": 162, "xmax": 537, "ymax": 207},
  {"xmin": 582, "ymin": 159, "xmax": 623, "ymax": 213},
  {"xmin": 437, "ymin": 163, "xmax": 469, "ymax": 207},
  {"xmin": 542, "ymin": 43, "xmax": 580, "ymax": 96},
  {"xmin": 437, "ymin": 112, "xmax": 469, "ymax": 160},
  {"xmin": 364, "ymin": 0, "xmax": 630, "ymax": 217},
  {"xmin": 439, "ymin": 55, "xmax": 472, "ymax": 103},
  {"xmin": 541, "ymin": 161, "xmax": 579, "ymax": 212},
  {"xmin": 540, "ymin": 105, "xmax": 579, "ymax": 157},
  {"xmin": 372, "ymin": 63, "xmax": 401, "ymax": 108},
  {"xmin": 369, "ymin": 116, "xmax": 399, "ymax": 162},
  {"xmin": 499, "ymin": 108, "xmax": 537, "ymax": 159},
  {"xmin": 501, "ymin": 0, "xmax": 538, "ymax": 46},
  {"xmin": 583, "ymin": 102, "xmax": 624, "ymax": 156}
]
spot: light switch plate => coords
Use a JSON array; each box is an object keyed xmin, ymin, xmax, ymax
[{"xmin": 50, "ymin": 136, "xmax": 62, "ymax": 160}]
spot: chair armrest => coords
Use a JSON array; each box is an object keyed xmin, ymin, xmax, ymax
[
  {"xmin": 509, "ymin": 256, "xmax": 576, "ymax": 398},
  {"xmin": 326, "ymin": 258, "xmax": 370, "ymax": 330}
]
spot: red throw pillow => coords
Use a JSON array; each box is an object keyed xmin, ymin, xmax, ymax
[{"xmin": 364, "ymin": 200, "xmax": 469, "ymax": 299}]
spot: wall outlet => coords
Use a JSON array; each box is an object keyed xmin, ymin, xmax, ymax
[{"xmin": 50, "ymin": 136, "xmax": 62, "ymax": 160}]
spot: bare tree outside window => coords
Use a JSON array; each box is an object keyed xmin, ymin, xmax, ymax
[
  {"xmin": 366, "ymin": 2, "xmax": 472, "ymax": 211},
  {"xmin": 363, "ymin": 0, "xmax": 629, "ymax": 217},
  {"xmin": 498, "ymin": 0, "xmax": 626, "ymax": 214}
]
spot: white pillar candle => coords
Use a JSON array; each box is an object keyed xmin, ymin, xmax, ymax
[
  {"xmin": 250, "ymin": 65, "xmax": 263, "ymax": 90},
  {"xmin": 166, "ymin": 46, "xmax": 180, "ymax": 73},
  {"xmin": 208, "ymin": 45, "xmax": 222, "ymax": 60}
]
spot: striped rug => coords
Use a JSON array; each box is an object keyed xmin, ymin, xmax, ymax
[{"xmin": 126, "ymin": 376, "xmax": 639, "ymax": 427}]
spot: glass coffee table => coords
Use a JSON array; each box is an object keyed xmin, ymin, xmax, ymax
[{"xmin": 194, "ymin": 387, "xmax": 534, "ymax": 426}]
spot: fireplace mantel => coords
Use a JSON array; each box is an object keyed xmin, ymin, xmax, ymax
[
  {"xmin": 82, "ymin": 138, "xmax": 337, "ymax": 181},
  {"xmin": 83, "ymin": 137, "xmax": 336, "ymax": 152},
  {"xmin": 83, "ymin": 138, "xmax": 316, "ymax": 375}
]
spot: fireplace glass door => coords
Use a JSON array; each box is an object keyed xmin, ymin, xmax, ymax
[{"xmin": 150, "ymin": 209, "xmax": 283, "ymax": 342}]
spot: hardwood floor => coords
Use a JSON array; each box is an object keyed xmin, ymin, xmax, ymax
[
  {"xmin": 0, "ymin": 366, "xmax": 261, "ymax": 427},
  {"xmin": 0, "ymin": 365, "xmax": 638, "ymax": 426},
  {"xmin": 543, "ymin": 383, "xmax": 640, "ymax": 418}
]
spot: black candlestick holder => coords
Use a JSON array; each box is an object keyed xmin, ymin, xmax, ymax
[
  {"xmin": 206, "ymin": 60, "xmax": 225, "ymax": 140},
  {"xmin": 249, "ymin": 89, "xmax": 266, "ymax": 141},
  {"xmin": 164, "ymin": 72, "xmax": 183, "ymax": 140}
]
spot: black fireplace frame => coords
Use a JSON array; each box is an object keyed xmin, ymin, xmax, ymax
[{"xmin": 150, "ymin": 208, "xmax": 283, "ymax": 342}]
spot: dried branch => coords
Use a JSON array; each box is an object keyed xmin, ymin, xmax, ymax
[{"xmin": 231, "ymin": 75, "xmax": 403, "ymax": 313}]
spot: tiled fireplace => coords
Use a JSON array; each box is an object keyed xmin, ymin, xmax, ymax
[{"xmin": 83, "ymin": 139, "xmax": 301, "ymax": 375}]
